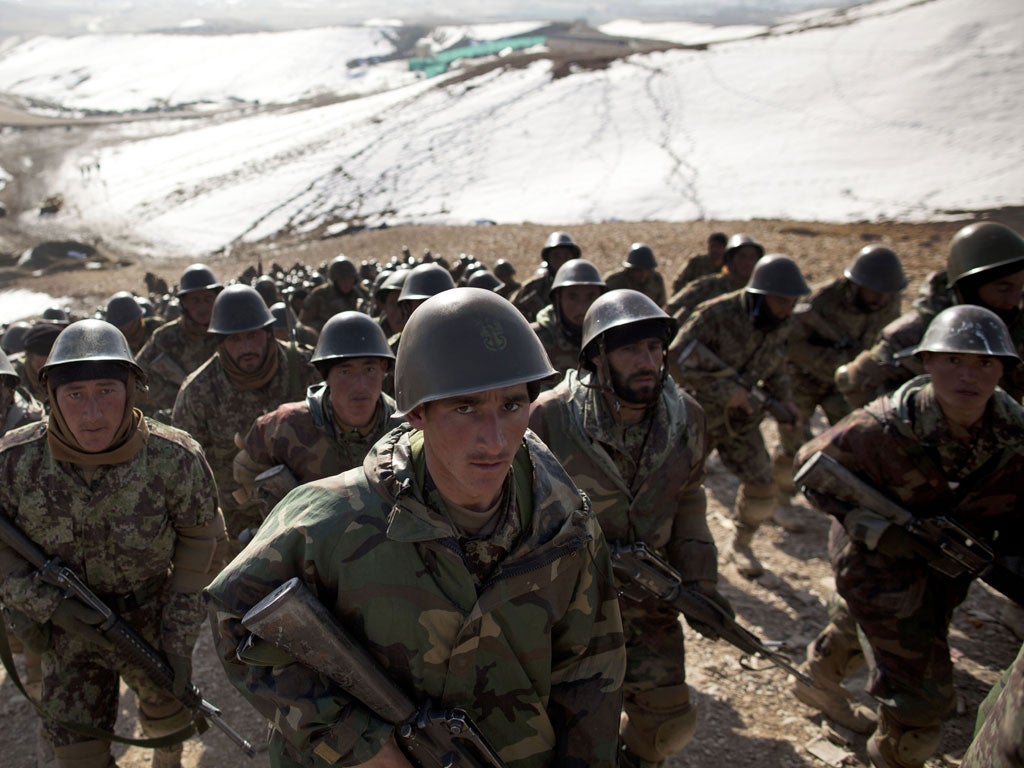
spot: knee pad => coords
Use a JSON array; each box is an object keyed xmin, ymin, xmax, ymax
[
  {"xmin": 622, "ymin": 685, "xmax": 696, "ymax": 761},
  {"xmin": 139, "ymin": 697, "xmax": 192, "ymax": 738}
]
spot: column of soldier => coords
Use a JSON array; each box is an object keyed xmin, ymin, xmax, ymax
[{"xmin": 0, "ymin": 222, "xmax": 1021, "ymax": 768}]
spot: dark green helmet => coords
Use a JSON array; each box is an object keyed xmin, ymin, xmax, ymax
[
  {"xmin": 493, "ymin": 259, "xmax": 516, "ymax": 280},
  {"xmin": 253, "ymin": 275, "xmax": 279, "ymax": 306},
  {"xmin": 42, "ymin": 306, "xmax": 70, "ymax": 322},
  {"xmin": 946, "ymin": 221, "xmax": 1024, "ymax": 288},
  {"xmin": 541, "ymin": 231, "xmax": 581, "ymax": 261},
  {"xmin": 269, "ymin": 301, "xmax": 294, "ymax": 332},
  {"xmin": 580, "ymin": 289, "xmax": 676, "ymax": 367},
  {"xmin": 725, "ymin": 234, "xmax": 765, "ymax": 263},
  {"xmin": 398, "ymin": 263, "xmax": 456, "ymax": 303},
  {"xmin": 208, "ymin": 285, "xmax": 275, "ymax": 336},
  {"xmin": 624, "ymin": 243, "xmax": 657, "ymax": 270},
  {"xmin": 0, "ymin": 348, "xmax": 17, "ymax": 386},
  {"xmin": 844, "ymin": 245, "xmax": 908, "ymax": 293},
  {"xmin": 328, "ymin": 255, "xmax": 358, "ymax": 283},
  {"xmin": 917, "ymin": 305, "xmax": 1020, "ymax": 366},
  {"xmin": 394, "ymin": 287, "xmax": 556, "ymax": 415},
  {"xmin": 374, "ymin": 268, "xmax": 410, "ymax": 300},
  {"xmin": 40, "ymin": 319, "xmax": 144, "ymax": 383},
  {"xmin": 312, "ymin": 311, "xmax": 395, "ymax": 373},
  {"xmin": 466, "ymin": 269, "xmax": 504, "ymax": 292},
  {"xmin": 105, "ymin": 291, "xmax": 144, "ymax": 328},
  {"xmin": 549, "ymin": 258, "xmax": 606, "ymax": 302},
  {"xmin": 746, "ymin": 254, "xmax": 811, "ymax": 297},
  {"xmin": 2, "ymin": 321, "xmax": 32, "ymax": 354},
  {"xmin": 177, "ymin": 263, "xmax": 222, "ymax": 296}
]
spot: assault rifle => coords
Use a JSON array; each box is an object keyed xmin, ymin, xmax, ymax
[
  {"xmin": 241, "ymin": 577, "xmax": 506, "ymax": 768},
  {"xmin": 674, "ymin": 338, "xmax": 796, "ymax": 425},
  {"xmin": 794, "ymin": 451, "xmax": 1023, "ymax": 604},
  {"xmin": 609, "ymin": 543, "xmax": 813, "ymax": 687},
  {"xmin": 0, "ymin": 513, "xmax": 255, "ymax": 757}
]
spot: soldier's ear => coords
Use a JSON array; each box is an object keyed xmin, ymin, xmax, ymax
[{"xmin": 405, "ymin": 404, "xmax": 427, "ymax": 429}]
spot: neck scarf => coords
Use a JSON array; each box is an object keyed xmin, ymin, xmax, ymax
[
  {"xmin": 46, "ymin": 375, "xmax": 149, "ymax": 467},
  {"xmin": 218, "ymin": 334, "xmax": 280, "ymax": 391}
]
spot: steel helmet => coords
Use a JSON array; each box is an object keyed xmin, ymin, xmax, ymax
[
  {"xmin": 844, "ymin": 245, "xmax": 908, "ymax": 293},
  {"xmin": 328, "ymin": 255, "xmax": 358, "ymax": 283},
  {"xmin": 2, "ymin": 321, "xmax": 32, "ymax": 354},
  {"xmin": 580, "ymin": 289, "xmax": 676, "ymax": 367},
  {"xmin": 946, "ymin": 221, "xmax": 1024, "ymax": 288},
  {"xmin": 724, "ymin": 234, "xmax": 765, "ymax": 263},
  {"xmin": 312, "ymin": 311, "xmax": 396, "ymax": 374},
  {"xmin": 177, "ymin": 263, "xmax": 222, "ymax": 296},
  {"xmin": 0, "ymin": 348, "xmax": 18, "ymax": 386},
  {"xmin": 917, "ymin": 305, "xmax": 1020, "ymax": 366},
  {"xmin": 207, "ymin": 285, "xmax": 275, "ymax": 336},
  {"xmin": 541, "ymin": 231, "xmax": 581, "ymax": 261},
  {"xmin": 398, "ymin": 263, "xmax": 456, "ymax": 303},
  {"xmin": 624, "ymin": 243, "xmax": 657, "ymax": 270},
  {"xmin": 105, "ymin": 291, "xmax": 144, "ymax": 328},
  {"xmin": 549, "ymin": 259, "xmax": 606, "ymax": 302},
  {"xmin": 253, "ymin": 275, "xmax": 279, "ymax": 306},
  {"xmin": 466, "ymin": 269, "xmax": 504, "ymax": 292},
  {"xmin": 493, "ymin": 259, "xmax": 517, "ymax": 280},
  {"xmin": 746, "ymin": 254, "xmax": 811, "ymax": 297},
  {"xmin": 394, "ymin": 288, "xmax": 556, "ymax": 415},
  {"xmin": 40, "ymin": 319, "xmax": 144, "ymax": 383},
  {"xmin": 374, "ymin": 268, "xmax": 410, "ymax": 300},
  {"xmin": 42, "ymin": 306, "xmax": 70, "ymax": 323}
]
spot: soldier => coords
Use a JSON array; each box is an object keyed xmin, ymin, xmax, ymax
[
  {"xmin": 530, "ymin": 289, "xmax": 723, "ymax": 768},
  {"xmin": 12, "ymin": 321, "xmax": 66, "ymax": 408},
  {"xmin": 233, "ymin": 311, "xmax": 399, "ymax": 511},
  {"xmin": 173, "ymin": 285, "xmax": 314, "ymax": 544},
  {"xmin": 269, "ymin": 301, "xmax": 318, "ymax": 349},
  {"xmin": 961, "ymin": 640, "xmax": 1024, "ymax": 768},
  {"xmin": 373, "ymin": 267, "xmax": 409, "ymax": 337},
  {"xmin": 771, "ymin": 245, "xmax": 907, "ymax": 510},
  {"xmin": 493, "ymin": 258, "xmax": 520, "ymax": 299},
  {"xmin": 300, "ymin": 254, "xmax": 370, "ymax": 330},
  {"xmin": 2, "ymin": 320, "xmax": 32, "ymax": 355},
  {"xmin": 103, "ymin": 291, "xmax": 162, "ymax": 355},
  {"xmin": 838, "ymin": 221, "xmax": 1024, "ymax": 407},
  {"xmin": 0, "ymin": 348, "xmax": 45, "ymax": 436},
  {"xmin": 511, "ymin": 231, "xmax": 582, "ymax": 322},
  {"xmin": 603, "ymin": 243, "xmax": 668, "ymax": 308},
  {"xmin": 206, "ymin": 287, "xmax": 626, "ymax": 767},
  {"xmin": 792, "ymin": 305, "xmax": 1024, "ymax": 768},
  {"xmin": 666, "ymin": 233, "xmax": 765, "ymax": 323},
  {"xmin": 669, "ymin": 255, "xmax": 810, "ymax": 578},
  {"xmin": 0, "ymin": 320, "xmax": 226, "ymax": 768},
  {"xmin": 530, "ymin": 258, "xmax": 607, "ymax": 378},
  {"xmin": 252, "ymin": 274, "xmax": 280, "ymax": 306},
  {"xmin": 465, "ymin": 268, "xmax": 505, "ymax": 292},
  {"xmin": 136, "ymin": 263, "xmax": 224, "ymax": 421},
  {"xmin": 671, "ymin": 232, "xmax": 728, "ymax": 293}
]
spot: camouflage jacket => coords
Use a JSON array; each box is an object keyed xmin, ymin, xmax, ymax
[
  {"xmin": 787, "ymin": 277, "xmax": 901, "ymax": 389},
  {"xmin": 666, "ymin": 271, "xmax": 745, "ymax": 324},
  {"xmin": 238, "ymin": 383, "xmax": 399, "ymax": 486},
  {"xmin": 531, "ymin": 304, "xmax": 581, "ymax": 378},
  {"xmin": 206, "ymin": 424, "xmax": 626, "ymax": 768},
  {"xmin": 672, "ymin": 254, "xmax": 719, "ymax": 294},
  {"xmin": 299, "ymin": 283, "xmax": 369, "ymax": 330},
  {"xmin": 796, "ymin": 376, "xmax": 1024, "ymax": 610},
  {"xmin": 961, "ymin": 640, "xmax": 1024, "ymax": 768},
  {"xmin": 670, "ymin": 290, "xmax": 793, "ymax": 433},
  {"xmin": 530, "ymin": 370, "xmax": 716, "ymax": 584},
  {"xmin": 496, "ymin": 278, "xmax": 522, "ymax": 301},
  {"xmin": 840, "ymin": 270, "xmax": 1024, "ymax": 405},
  {"xmin": 136, "ymin": 315, "xmax": 221, "ymax": 416},
  {"xmin": 511, "ymin": 271, "xmax": 553, "ymax": 323},
  {"xmin": 10, "ymin": 352, "xmax": 48, "ymax": 408},
  {"xmin": 0, "ymin": 387, "xmax": 45, "ymax": 437},
  {"xmin": 603, "ymin": 269, "xmax": 667, "ymax": 308},
  {"xmin": 172, "ymin": 341, "xmax": 314, "ymax": 513},
  {"xmin": 0, "ymin": 418, "xmax": 221, "ymax": 654}
]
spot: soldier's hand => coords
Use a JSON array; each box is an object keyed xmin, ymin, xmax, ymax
[
  {"xmin": 166, "ymin": 651, "xmax": 193, "ymax": 699},
  {"xmin": 49, "ymin": 599, "xmax": 113, "ymax": 650},
  {"xmin": 875, "ymin": 525, "xmax": 935, "ymax": 561},
  {"xmin": 684, "ymin": 583, "xmax": 735, "ymax": 641},
  {"xmin": 361, "ymin": 736, "xmax": 414, "ymax": 767},
  {"xmin": 725, "ymin": 388, "xmax": 754, "ymax": 414}
]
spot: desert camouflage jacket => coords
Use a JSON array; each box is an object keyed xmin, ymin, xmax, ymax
[
  {"xmin": 299, "ymin": 283, "xmax": 369, "ymax": 330},
  {"xmin": 530, "ymin": 370, "xmax": 716, "ymax": 584},
  {"xmin": 0, "ymin": 418, "xmax": 221, "ymax": 654},
  {"xmin": 672, "ymin": 253, "xmax": 719, "ymax": 293},
  {"xmin": 961, "ymin": 640, "xmax": 1024, "ymax": 768},
  {"xmin": 511, "ymin": 271, "xmax": 554, "ymax": 323},
  {"xmin": 670, "ymin": 290, "xmax": 793, "ymax": 432},
  {"xmin": 603, "ymin": 269, "xmax": 667, "ymax": 308},
  {"xmin": 0, "ymin": 387, "xmax": 45, "ymax": 437},
  {"xmin": 240, "ymin": 383, "xmax": 399, "ymax": 485},
  {"xmin": 531, "ymin": 304, "xmax": 581, "ymax": 377},
  {"xmin": 787, "ymin": 277, "xmax": 901, "ymax": 388},
  {"xmin": 206, "ymin": 424, "xmax": 626, "ymax": 768},
  {"xmin": 172, "ymin": 340, "xmax": 314, "ymax": 513},
  {"xmin": 666, "ymin": 271, "xmax": 745, "ymax": 323},
  {"xmin": 136, "ymin": 315, "xmax": 221, "ymax": 416}
]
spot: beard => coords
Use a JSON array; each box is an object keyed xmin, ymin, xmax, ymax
[{"xmin": 610, "ymin": 366, "xmax": 661, "ymax": 405}]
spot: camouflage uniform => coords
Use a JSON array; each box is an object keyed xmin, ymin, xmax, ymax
[
  {"xmin": 135, "ymin": 314, "xmax": 221, "ymax": 419},
  {"xmin": 206, "ymin": 424, "xmax": 626, "ymax": 768},
  {"xmin": 11, "ymin": 352, "xmax": 49, "ymax": 408},
  {"xmin": 666, "ymin": 272, "xmax": 746, "ymax": 324},
  {"xmin": 234, "ymin": 383, "xmax": 398, "ymax": 506},
  {"xmin": 172, "ymin": 340, "xmax": 313, "ymax": 539},
  {"xmin": 496, "ymin": 277, "xmax": 521, "ymax": 301},
  {"xmin": 961, "ymin": 640, "xmax": 1024, "ymax": 768},
  {"xmin": 603, "ymin": 269, "xmax": 668, "ymax": 308},
  {"xmin": 298, "ymin": 283, "xmax": 369, "ymax": 331},
  {"xmin": 0, "ymin": 418, "xmax": 223, "ymax": 752},
  {"xmin": 530, "ymin": 304, "xmax": 582, "ymax": 378},
  {"xmin": 795, "ymin": 376, "xmax": 1024, "ymax": 766},
  {"xmin": 0, "ymin": 386, "xmax": 45, "ymax": 436},
  {"xmin": 530, "ymin": 370, "xmax": 715, "ymax": 763},
  {"xmin": 511, "ymin": 271, "xmax": 554, "ymax": 323},
  {"xmin": 672, "ymin": 254, "xmax": 719, "ymax": 294}
]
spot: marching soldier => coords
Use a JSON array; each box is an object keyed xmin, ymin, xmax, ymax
[
  {"xmin": 672, "ymin": 232, "xmax": 728, "ymax": 293},
  {"xmin": 0, "ymin": 349, "xmax": 44, "ymax": 437},
  {"xmin": 493, "ymin": 258, "xmax": 520, "ymax": 299},
  {"xmin": 512, "ymin": 231, "xmax": 582, "ymax": 322},
  {"xmin": 603, "ymin": 244, "xmax": 668, "ymax": 308},
  {"xmin": 103, "ymin": 291, "xmax": 162, "ymax": 355},
  {"xmin": 300, "ymin": 255, "xmax": 369, "ymax": 330},
  {"xmin": 530, "ymin": 258, "xmax": 606, "ymax": 378},
  {"xmin": 666, "ymin": 233, "xmax": 764, "ymax": 323},
  {"xmin": 12, "ymin": 321, "xmax": 66, "ymax": 409}
]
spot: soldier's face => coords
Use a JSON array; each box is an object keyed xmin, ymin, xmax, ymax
[
  {"xmin": 730, "ymin": 246, "xmax": 761, "ymax": 280},
  {"xmin": 557, "ymin": 285, "xmax": 603, "ymax": 328},
  {"xmin": 326, "ymin": 357, "xmax": 389, "ymax": 430},
  {"xmin": 546, "ymin": 247, "xmax": 575, "ymax": 275},
  {"xmin": 222, "ymin": 329, "xmax": 269, "ymax": 372},
  {"xmin": 334, "ymin": 276, "xmax": 356, "ymax": 293},
  {"xmin": 605, "ymin": 338, "xmax": 664, "ymax": 404},
  {"xmin": 55, "ymin": 378, "xmax": 127, "ymax": 452},
  {"xmin": 180, "ymin": 289, "xmax": 218, "ymax": 326},
  {"xmin": 922, "ymin": 352, "xmax": 1003, "ymax": 425},
  {"xmin": 854, "ymin": 285, "xmax": 893, "ymax": 312},
  {"xmin": 976, "ymin": 270, "xmax": 1024, "ymax": 312},
  {"xmin": 407, "ymin": 383, "xmax": 531, "ymax": 513},
  {"xmin": 709, "ymin": 239, "xmax": 727, "ymax": 262},
  {"xmin": 382, "ymin": 291, "xmax": 405, "ymax": 331},
  {"xmin": 763, "ymin": 294, "xmax": 798, "ymax": 321},
  {"xmin": 626, "ymin": 268, "xmax": 651, "ymax": 286}
]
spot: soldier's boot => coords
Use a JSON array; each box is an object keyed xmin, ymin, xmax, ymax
[
  {"xmin": 791, "ymin": 623, "xmax": 876, "ymax": 734},
  {"xmin": 139, "ymin": 699, "xmax": 190, "ymax": 768},
  {"xmin": 1000, "ymin": 599, "xmax": 1024, "ymax": 641},
  {"xmin": 53, "ymin": 740, "xmax": 116, "ymax": 768},
  {"xmin": 725, "ymin": 524, "xmax": 764, "ymax": 579},
  {"xmin": 770, "ymin": 451, "xmax": 805, "ymax": 532},
  {"xmin": 151, "ymin": 745, "xmax": 182, "ymax": 768},
  {"xmin": 866, "ymin": 709, "xmax": 940, "ymax": 768},
  {"xmin": 726, "ymin": 483, "xmax": 777, "ymax": 578},
  {"xmin": 620, "ymin": 687, "xmax": 696, "ymax": 768}
]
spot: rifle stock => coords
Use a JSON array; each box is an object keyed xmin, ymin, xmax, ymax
[{"xmin": 241, "ymin": 577, "xmax": 506, "ymax": 768}]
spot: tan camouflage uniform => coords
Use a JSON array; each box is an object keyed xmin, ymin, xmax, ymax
[
  {"xmin": 603, "ymin": 269, "xmax": 668, "ymax": 308},
  {"xmin": 961, "ymin": 640, "xmax": 1024, "ymax": 768},
  {"xmin": 530, "ymin": 370, "xmax": 715, "ymax": 764},
  {"xmin": 671, "ymin": 254, "xmax": 719, "ymax": 294},
  {"xmin": 665, "ymin": 271, "xmax": 746, "ymax": 324},
  {"xmin": 530, "ymin": 304, "xmax": 582, "ymax": 379},
  {"xmin": 206, "ymin": 424, "xmax": 627, "ymax": 768},
  {"xmin": 298, "ymin": 283, "xmax": 369, "ymax": 331},
  {"xmin": 511, "ymin": 271, "xmax": 554, "ymax": 323},
  {"xmin": 136, "ymin": 314, "xmax": 221, "ymax": 419}
]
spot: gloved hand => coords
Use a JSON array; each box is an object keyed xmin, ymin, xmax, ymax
[
  {"xmin": 49, "ymin": 599, "xmax": 112, "ymax": 650},
  {"xmin": 876, "ymin": 525, "xmax": 936, "ymax": 561},
  {"xmin": 165, "ymin": 651, "xmax": 193, "ymax": 699},
  {"xmin": 683, "ymin": 583, "xmax": 735, "ymax": 641}
]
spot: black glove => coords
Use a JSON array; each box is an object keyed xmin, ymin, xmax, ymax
[
  {"xmin": 684, "ymin": 583, "xmax": 735, "ymax": 641},
  {"xmin": 165, "ymin": 651, "xmax": 193, "ymax": 699},
  {"xmin": 876, "ymin": 525, "xmax": 936, "ymax": 561},
  {"xmin": 49, "ymin": 599, "xmax": 112, "ymax": 650}
]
